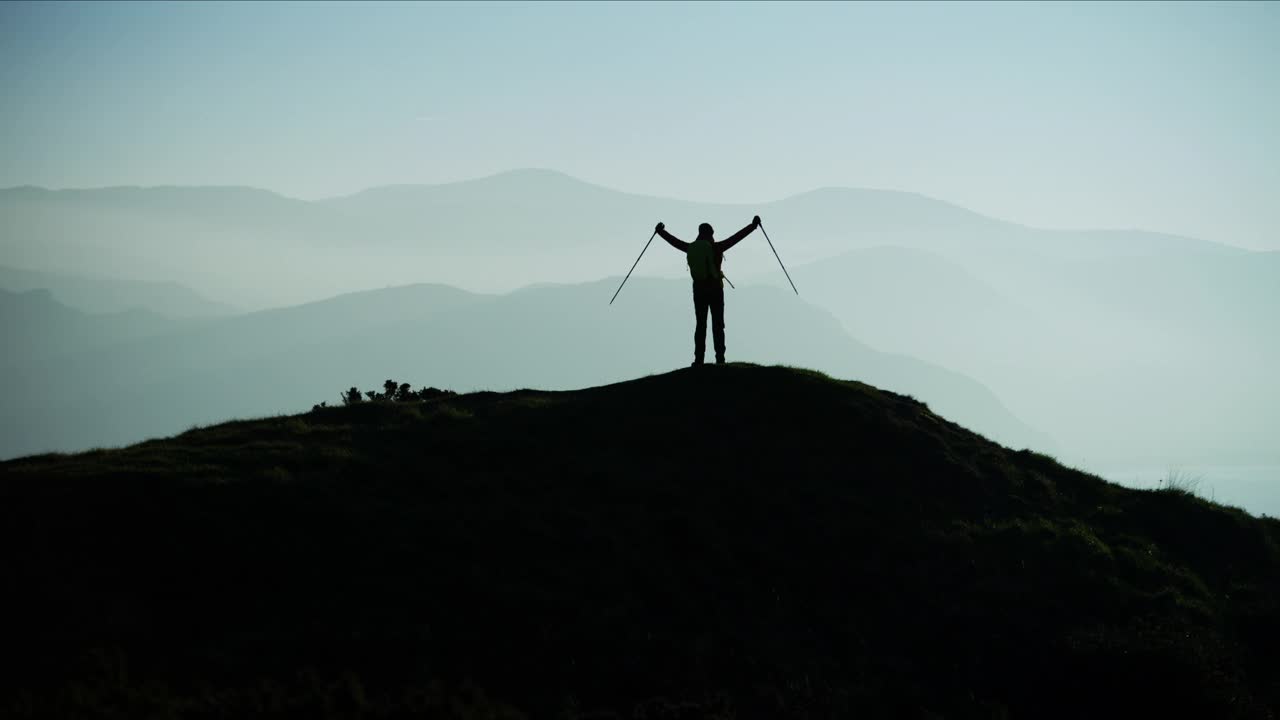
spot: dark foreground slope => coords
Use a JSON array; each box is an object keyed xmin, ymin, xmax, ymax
[{"xmin": 2, "ymin": 365, "xmax": 1277, "ymax": 718}]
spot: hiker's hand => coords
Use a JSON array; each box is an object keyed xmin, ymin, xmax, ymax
[
  {"xmin": 655, "ymin": 222, "xmax": 664, "ymax": 233},
  {"xmin": 753, "ymin": 215, "xmax": 761, "ymax": 228}
]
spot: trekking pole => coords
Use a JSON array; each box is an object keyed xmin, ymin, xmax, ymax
[
  {"xmin": 722, "ymin": 273, "xmax": 735, "ymax": 289},
  {"xmin": 609, "ymin": 230, "xmax": 658, "ymax": 305},
  {"xmin": 759, "ymin": 222, "xmax": 798, "ymax": 295}
]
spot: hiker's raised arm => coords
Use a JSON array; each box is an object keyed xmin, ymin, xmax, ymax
[
  {"xmin": 715, "ymin": 215, "xmax": 761, "ymax": 252},
  {"xmin": 656, "ymin": 222, "xmax": 689, "ymax": 252}
]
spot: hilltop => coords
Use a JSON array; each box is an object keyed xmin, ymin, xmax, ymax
[
  {"xmin": 0, "ymin": 279, "xmax": 1048, "ymax": 461},
  {"xmin": 2, "ymin": 365, "xmax": 1278, "ymax": 718}
]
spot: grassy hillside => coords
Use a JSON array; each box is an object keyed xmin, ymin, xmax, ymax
[{"xmin": 2, "ymin": 365, "xmax": 1277, "ymax": 718}]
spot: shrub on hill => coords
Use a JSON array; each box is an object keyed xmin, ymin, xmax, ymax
[{"xmin": 318, "ymin": 379, "xmax": 459, "ymax": 411}]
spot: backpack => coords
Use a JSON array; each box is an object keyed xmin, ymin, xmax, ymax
[{"xmin": 686, "ymin": 237, "xmax": 719, "ymax": 283}]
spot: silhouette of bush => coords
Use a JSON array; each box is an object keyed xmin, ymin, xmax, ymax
[
  {"xmin": 395, "ymin": 383, "xmax": 415, "ymax": 402},
  {"xmin": 330, "ymin": 381, "xmax": 458, "ymax": 407},
  {"xmin": 419, "ymin": 387, "xmax": 458, "ymax": 401}
]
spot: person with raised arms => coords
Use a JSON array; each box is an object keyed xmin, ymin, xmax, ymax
[{"xmin": 655, "ymin": 216, "xmax": 761, "ymax": 366}]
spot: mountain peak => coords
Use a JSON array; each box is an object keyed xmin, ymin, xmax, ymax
[{"xmin": 3, "ymin": 363, "xmax": 1277, "ymax": 716}]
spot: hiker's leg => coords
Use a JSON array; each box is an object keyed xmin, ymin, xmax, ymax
[
  {"xmin": 711, "ymin": 285, "xmax": 726, "ymax": 362},
  {"xmin": 692, "ymin": 283, "xmax": 709, "ymax": 364}
]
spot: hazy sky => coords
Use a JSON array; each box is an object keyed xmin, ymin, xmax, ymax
[{"xmin": 2, "ymin": 1, "xmax": 1277, "ymax": 249}]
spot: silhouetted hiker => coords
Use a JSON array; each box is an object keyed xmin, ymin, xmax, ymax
[{"xmin": 656, "ymin": 216, "xmax": 761, "ymax": 366}]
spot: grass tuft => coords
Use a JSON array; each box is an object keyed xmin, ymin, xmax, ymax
[{"xmin": 1157, "ymin": 469, "xmax": 1204, "ymax": 498}]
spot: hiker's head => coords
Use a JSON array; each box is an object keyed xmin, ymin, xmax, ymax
[{"xmin": 698, "ymin": 223, "xmax": 714, "ymax": 239}]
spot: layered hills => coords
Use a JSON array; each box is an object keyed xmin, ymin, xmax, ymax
[
  {"xmin": 2, "ymin": 169, "xmax": 1275, "ymax": 478},
  {"xmin": 0, "ymin": 169, "xmax": 1239, "ymax": 307},
  {"xmin": 0, "ymin": 279, "xmax": 1047, "ymax": 460}
]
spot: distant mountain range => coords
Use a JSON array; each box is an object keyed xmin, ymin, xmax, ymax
[
  {"xmin": 0, "ymin": 288, "xmax": 190, "ymax": 369},
  {"xmin": 772, "ymin": 246, "xmax": 1280, "ymax": 466},
  {"xmin": 1, "ymin": 169, "xmax": 1274, "ymax": 470},
  {"xmin": 0, "ymin": 169, "xmax": 1241, "ymax": 308},
  {"xmin": 0, "ymin": 264, "xmax": 236, "ymax": 316}
]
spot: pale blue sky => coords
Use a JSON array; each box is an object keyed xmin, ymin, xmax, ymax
[{"xmin": 2, "ymin": 1, "xmax": 1277, "ymax": 249}]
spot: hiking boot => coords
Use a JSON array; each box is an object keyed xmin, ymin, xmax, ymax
[
  {"xmin": 691, "ymin": 359, "xmax": 705, "ymax": 367},
  {"xmin": 715, "ymin": 356, "xmax": 726, "ymax": 365}
]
